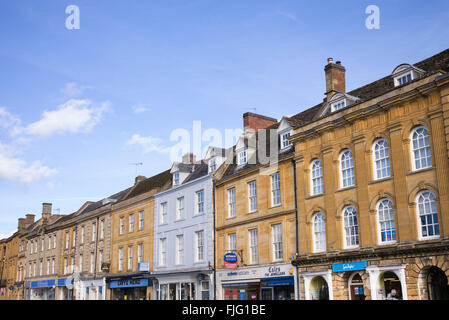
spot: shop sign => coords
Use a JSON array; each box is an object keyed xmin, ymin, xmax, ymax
[
  {"xmin": 138, "ymin": 262, "xmax": 149, "ymax": 272},
  {"xmin": 9, "ymin": 286, "xmax": 14, "ymax": 291},
  {"xmin": 224, "ymin": 253, "xmax": 238, "ymax": 269},
  {"xmin": 30, "ymin": 279, "xmax": 55, "ymax": 288},
  {"xmin": 110, "ymin": 278, "xmax": 149, "ymax": 288},
  {"xmin": 264, "ymin": 266, "xmax": 286, "ymax": 277},
  {"xmin": 57, "ymin": 277, "xmax": 73, "ymax": 286},
  {"xmin": 332, "ymin": 261, "xmax": 367, "ymax": 272}
]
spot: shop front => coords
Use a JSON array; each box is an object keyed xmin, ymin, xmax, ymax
[
  {"xmin": 216, "ymin": 263, "xmax": 297, "ymax": 300},
  {"xmin": 108, "ymin": 276, "xmax": 152, "ymax": 300},
  {"xmin": 79, "ymin": 278, "xmax": 105, "ymax": 300},
  {"xmin": 29, "ymin": 279, "xmax": 56, "ymax": 300},
  {"xmin": 154, "ymin": 271, "xmax": 213, "ymax": 300}
]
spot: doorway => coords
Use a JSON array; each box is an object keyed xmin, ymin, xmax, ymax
[
  {"xmin": 349, "ymin": 273, "xmax": 365, "ymax": 300},
  {"xmin": 427, "ymin": 267, "xmax": 449, "ymax": 300}
]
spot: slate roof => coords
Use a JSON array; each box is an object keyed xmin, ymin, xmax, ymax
[{"xmin": 122, "ymin": 169, "xmax": 172, "ymax": 200}]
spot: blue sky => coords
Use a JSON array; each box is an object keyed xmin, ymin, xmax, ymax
[{"xmin": 0, "ymin": 0, "xmax": 448, "ymax": 236}]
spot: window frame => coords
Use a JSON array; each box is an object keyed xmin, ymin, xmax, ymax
[
  {"xmin": 249, "ymin": 229, "xmax": 258, "ymax": 265},
  {"xmin": 228, "ymin": 188, "xmax": 236, "ymax": 218},
  {"xmin": 416, "ymin": 190, "xmax": 440, "ymax": 240},
  {"xmin": 342, "ymin": 206, "xmax": 359, "ymax": 249},
  {"xmin": 373, "ymin": 138, "xmax": 391, "ymax": 180},
  {"xmin": 410, "ymin": 126, "xmax": 432, "ymax": 172},
  {"xmin": 270, "ymin": 172, "xmax": 281, "ymax": 207},
  {"xmin": 248, "ymin": 180, "xmax": 257, "ymax": 213},
  {"xmin": 312, "ymin": 212, "xmax": 326, "ymax": 253},
  {"xmin": 376, "ymin": 198, "xmax": 396, "ymax": 245},
  {"xmin": 310, "ymin": 159, "xmax": 324, "ymax": 195},
  {"xmin": 272, "ymin": 224, "xmax": 283, "ymax": 262},
  {"xmin": 339, "ymin": 149, "xmax": 355, "ymax": 188}
]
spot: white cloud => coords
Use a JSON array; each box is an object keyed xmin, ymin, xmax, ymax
[
  {"xmin": 276, "ymin": 10, "xmax": 298, "ymax": 22},
  {"xmin": 0, "ymin": 142, "xmax": 57, "ymax": 185},
  {"xmin": 0, "ymin": 106, "xmax": 21, "ymax": 130},
  {"xmin": 132, "ymin": 103, "xmax": 150, "ymax": 114},
  {"xmin": 60, "ymin": 82, "xmax": 90, "ymax": 98},
  {"xmin": 126, "ymin": 134, "xmax": 170, "ymax": 154},
  {"xmin": 13, "ymin": 99, "xmax": 110, "ymax": 138}
]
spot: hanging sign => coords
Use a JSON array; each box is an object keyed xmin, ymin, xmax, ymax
[{"xmin": 224, "ymin": 252, "xmax": 238, "ymax": 269}]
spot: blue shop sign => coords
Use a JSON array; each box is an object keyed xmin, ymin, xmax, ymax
[
  {"xmin": 110, "ymin": 278, "xmax": 149, "ymax": 288},
  {"xmin": 138, "ymin": 262, "xmax": 149, "ymax": 272},
  {"xmin": 30, "ymin": 279, "xmax": 55, "ymax": 288},
  {"xmin": 57, "ymin": 277, "xmax": 73, "ymax": 286},
  {"xmin": 332, "ymin": 261, "xmax": 367, "ymax": 272},
  {"xmin": 224, "ymin": 252, "xmax": 238, "ymax": 263}
]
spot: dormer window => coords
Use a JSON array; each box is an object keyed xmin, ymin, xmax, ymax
[
  {"xmin": 209, "ymin": 158, "xmax": 217, "ymax": 172},
  {"xmin": 392, "ymin": 64, "xmax": 424, "ymax": 87},
  {"xmin": 237, "ymin": 150, "xmax": 247, "ymax": 166},
  {"xmin": 396, "ymin": 72, "xmax": 412, "ymax": 86},
  {"xmin": 280, "ymin": 131, "xmax": 292, "ymax": 149},
  {"xmin": 173, "ymin": 172, "xmax": 180, "ymax": 185},
  {"xmin": 331, "ymin": 99, "xmax": 346, "ymax": 112}
]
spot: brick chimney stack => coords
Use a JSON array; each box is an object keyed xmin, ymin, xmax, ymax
[
  {"xmin": 182, "ymin": 153, "xmax": 196, "ymax": 164},
  {"xmin": 42, "ymin": 203, "xmax": 52, "ymax": 220},
  {"xmin": 135, "ymin": 175, "xmax": 147, "ymax": 185},
  {"xmin": 243, "ymin": 112, "xmax": 277, "ymax": 134},
  {"xmin": 25, "ymin": 214, "xmax": 35, "ymax": 225},
  {"xmin": 17, "ymin": 218, "xmax": 27, "ymax": 231},
  {"xmin": 324, "ymin": 57, "xmax": 346, "ymax": 100}
]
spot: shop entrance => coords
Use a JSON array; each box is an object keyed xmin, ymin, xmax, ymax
[
  {"xmin": 112, "ymin": 287, "xmax": 146, "ymax": 300},
  {"xmin": 380, "ymin": 271, "xmax": 402, "ymax": 300},
  {"xmin": 223, "ymin": 283, "xmax": 260, "ymax": 300},
  {"xmin": 349, "ymin": 273, "xmax": 365, "ymax": 300},
  {"xmin": 309, "ymin": 276, "xmax": 329, "ymax": 300},
  {"xmin": 427, "ymin": 267, "xmax": 449, "ymax": 300}
]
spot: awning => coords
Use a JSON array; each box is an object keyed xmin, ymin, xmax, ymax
[{"xmin": 260, "ymin": 276, "xmax": 294, "ymax": 287}]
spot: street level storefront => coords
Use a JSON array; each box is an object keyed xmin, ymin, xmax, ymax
[
  {"xmin": 27, "ymin": 279, "xmax": 56, "ymax": 300},
  {"xmin": 293, "ymin": 244, "xmax": 449, "ymax": 300},
  {"xmin": 216, "ymin": 263, "xmax": 297, "ymax": 300},
  {"xmin": 107, "ymin": 275, "xmax": 152, "ymax": 300},
  {"xmin": 153, "ymin": 270, "xmax": 214, "ymax": 300},
  {"xmin": 57, "ymin": 277, "xmax": 74, "ymax": 300},
  {"xmin": 78, "ymin": 278, "xmax": 106, "ymax": 300}
]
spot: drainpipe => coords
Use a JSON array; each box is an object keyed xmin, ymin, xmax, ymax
[
  {"xmin": 212, "ymin": 178, "xmax": 217, "ymax": 301},
  {"xmin": 291, "ymin": 158, "xmax": 300, "ymax": 300}
]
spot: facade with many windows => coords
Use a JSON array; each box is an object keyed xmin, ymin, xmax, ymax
[
  {"xmin": 214, "ymin": 113, "xmax": 299, "ymax": 301},
  {"xmin": 290, "ymin": 49, "xmax": 449, "ymax": 300},
  {"xmin": 153, "ymin": 153, "xmax": 217, "ymax": 300}
]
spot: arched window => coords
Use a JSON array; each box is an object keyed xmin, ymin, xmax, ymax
[
  {"xmin": 373, "ymin": 139, "xmax": 391, "ymax": 179},
  {"xmin": 343, "ymin": 206, "xmax": 359, "ymax": 249},
  {"xmin": 310, "ymin": 159, "xmax": 323, "ymax": 195},
  {"xmin": 312, "ymin": 212, "xmax": 326, "ymax": 253},
  {"xmin": 340, "ymin": 150, "xmax": 355, "ymax": 188},
  {"xmin": 416, "ymin": 190, "xmax": 440, "ymax": 240},
  {"xmin": 411, "ymin": 126, "xmax": 432, "ymax": 171},
  {"xmin": 377, "ymin": 198, "xmax": 396, "ymax": 244}
]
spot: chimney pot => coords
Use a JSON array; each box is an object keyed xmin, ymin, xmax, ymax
[
  {"xmin": 328, "ymin": 57, "xmax": 333, "ymax": 64},
  {"xmin": 182, "ymin": 153, "xmax": 196, "ymax": 164}
]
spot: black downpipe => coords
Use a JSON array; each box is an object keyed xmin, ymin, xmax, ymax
[
  {"xmin": 212, "ymin": 179, "xmax": 217, "ymax": 300},
  {"xmin": 292, "ymin": 158, "xmax": 300, "ymax": 300}
]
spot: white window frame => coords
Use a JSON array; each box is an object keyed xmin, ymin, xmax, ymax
[
  {"xmin": 410, "ymin": 126, "xmax": 432, "ymax": 171},
  {"xmin": 394, "ymin": 71, "xmax": 413, "ymax": 87},
  {"xmin": 228, "ymin": 233, "xmax": 236, "ymax": 253},
  {"xmin": 79, "ymin": 254, "xmax": 83, "ymax": 272},
  {"xmin": 249, "ymin": 229, "xmax": 258, "ymax": 264},
  {"xmin": 100, "ymin": 219, "xmax": 105, "ymax": 239},
  {"xmin": 118, "ymin": 247, "xmax": 123, "ymax": 271},
  {"xmin": 248, "ymin": 180, "xmax": 257, "ymax": 213},
  {"xmin": 90, "ymin": 252, "xmax": 95, "ymax": 273},
  {"xmin": 331, "ymin": 99, "xmax": 346, "ymax": 112},
  {"xmin": 173, "ymin": 172, "xmax": 180, "ymax": 185},
  {"xmin": 342, "ymin": 206, "xmax": 359, "ymax": 249},
  {"xmin": 339, "ymin": 149, "xmax": 355, "ymax": 188},
  {"xmin": 138, "ymin": 244, "xmax": 143, "ymax": 263},
  {"xmin": 176, "ymin": 197, "xmax": 185, "ymax": 220},
  {"xmin": 65, "ymin": 232, "xmax": 70, "ymax": 249},
  {"xmin": 160, "ymin": 202, "xmax": 167, "ymax": 224},
  {"xmin": 139, "ymin": 210, "xmax": 144, "ymax": 230},
  {"xmin": 280, "ymin": 130, "xmax": 292, "ymax": 149},
  {"xmin": 128, "ymin": 246, "xmax": 133, "ymax": 271},
  {"xmin": 237, "ymin": 150, "xmax": 247, "ymax": 166},
  {"xmin": 129, "ymin": 214, "xmax": 134, "ymax": 233},
  {"xmin": 270, "ymin": 172, "xmax": 281, "ymax": 207},
  {"xmin": 272, "ymin": 224, "xmax": 283, "ymax": 261},
  {"xmin": 176, "ymin": 234, "xmax": 184, "ymax": 265},
  {"xmin": 119, "ymin": 217, "xmax": 125, "ymax": 235},
  {"xmin": 92, "ymin": 222, "xmax": 96, "ymax": 241},
  {"xmin": 195, "ymin": 190, "xmax": 204, "ymax": 215},
  {"xmin": 310, "ymin": 159, "xmax": 324, "ymax": 195},
  {"xmin": 228, "ymin": 188, "xmax": 236, "ymax": 218},
  {"xmin": 159, "ymin": 238, "xmax": 166, "ymax": 266},
  {"xmin": 377, "ymin": 198, "xmax": 396, "ymax": 245},
  {"xmin": 373, "ymin": 138, "xmax": 391, "ymax": 180},
  {"xmin": 416, "ymin": 190, "xmax": 440, "ymax": 240},
  {"xmin": 99, "ymin": 250, "xmax": 104, "ymax": 272},
  {"xmin": 312, "ymin": 212, "xmax": 326, "ymax": 253},
  {"xmin": 209, "ymin": 158, "xmax": 217, "ymax": 172},
  {"xmin": 195, "ymin": 230, "xmax": 204, "ymax": 262}
]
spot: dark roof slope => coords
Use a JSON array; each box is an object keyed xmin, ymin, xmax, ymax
[
  {"xmin": 183, "ymin": 161, "xmax": 209, "ymax": 184},
  {"xmin": 123, "ymin": 169, "xmax": 172, "ymax": 200}
]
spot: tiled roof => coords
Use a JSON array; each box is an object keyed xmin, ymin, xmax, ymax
[{"xmin": 122, "ymin": 169, "xmax": 172, "ymax": 200}]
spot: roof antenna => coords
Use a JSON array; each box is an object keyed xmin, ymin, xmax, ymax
[{"xmin": 130, "ymin": 162, "xmax": 143, "ymax": 177}]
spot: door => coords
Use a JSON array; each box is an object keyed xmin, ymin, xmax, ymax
[
  {"xmin": 261, "ymin": 287, "xmax": 273, "ymax": 300},
  {"xmin": 350, "ymin": 285, "xmax": 365, "ymax": 300}
]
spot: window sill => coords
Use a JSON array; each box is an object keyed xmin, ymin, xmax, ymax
[
  {"xmin": 336, "ymin": 185, "xmax": 356, "ymax": 193},
  {"xmin": 305, "ymin": 193, "xmax": 324, "ymax": 200},
  {"xmin": 368, "ymin": 176, "xmax": 392, "ymax": 185},
  {"xmin": 247, "ymin": 210, "xmax": 258, "ymax": 215},
  {"xmin": 270, "ymin": 203, "xmax": 282, "ymax": 209},
  {"xmin": 406, "ymin": 166, "xmax": 435, "ymax": 176}
]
